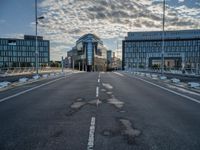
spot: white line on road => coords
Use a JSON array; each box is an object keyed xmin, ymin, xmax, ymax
[
  {"xmin": 0, "ymin": 75, "xmax": 71, "ymax": 103},
  {"xmin": 96, "ymin": 86, "xmax": 99, "ymax": 98},
  {"xmin": 113, "ymin": 72, "xmax": 124, "ymax": 77},
  {"xmin": 132, "ymin": 75, "xmax": 200, "ymax": 104},
  {"xmin": 87, "ymin": 117, "xmax": 96, "ymax": 150},
  {"xmin": 98, "ymin": 79, "xmax": 100, "ymax": 83}
]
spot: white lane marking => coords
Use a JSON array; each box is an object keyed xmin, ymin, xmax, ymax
[
  {"xmin": 132, "ymin": 75, "xmax": 200, "ymax": 104},
  {"xmin": 0, "ymin": 75, "xmax": 71, "ymax": 103},
  {"xmin": 96, "ymin": 86, "xmax": 99, "ymax": 98},
  {"xmin": 113, "ymin": 72, "xmax": 124, "ymax": 77},
  {"xmin": 87, "ymin": 117, "xmax": 96, "ymax": 150},
  {"xmin": 167, "ymin": 84, "xmax": 200, "ymax": 97},
  {"xmin": 96, "ymin": 98, "xmax": 100, "ymax": 108},
  {"xmin": 98, "ymin": 79, "xmax": 100, "ymax": 83}
]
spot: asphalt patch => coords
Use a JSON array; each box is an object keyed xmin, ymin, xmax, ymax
[{"xmin": 119, "ymin": 119, "xmax": 141, "ymax": 145}]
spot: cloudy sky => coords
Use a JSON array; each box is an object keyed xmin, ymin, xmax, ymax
[{"xmin": 0, "ymin": 0, "xmax": 200, "ymax": 60}]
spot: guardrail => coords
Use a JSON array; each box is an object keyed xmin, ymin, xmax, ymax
[
  {"xmin": 126, "ymin": 68, "xmax": 200, "ymax": 76},
  {"xmin": 0, "ymin": 71, "xmax": 70, "ymax": 90},
  {"xmin": 0, "ymin": 67, "xmax": 69, "ymax": 77},
  {"xmin": 125, "ymin": 70, "xmax": 200, "ymax": 90}
]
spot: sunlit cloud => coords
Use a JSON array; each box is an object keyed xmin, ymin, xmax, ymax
[{"xmin": 35, "ymin": 0, "xmax": 200, "ymax": 60}]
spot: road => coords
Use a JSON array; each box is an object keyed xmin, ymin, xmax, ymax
[{"xmin": 0, "ymin": 72, "xmax": 200, "ymax": 150}]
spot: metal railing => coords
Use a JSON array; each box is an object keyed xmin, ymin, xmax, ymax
[
  {"xmin": 126, "ymin": 67, "xmax": 200, "ymax": 76},
  {"xmin": 0, "ymin": 67, "xmax": 68, "ymax": 77}
]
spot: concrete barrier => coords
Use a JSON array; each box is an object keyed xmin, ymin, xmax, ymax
[
  {"xmin": 160, "ymin": 76, "xmax": 167, "ymax": 80},
  {"xmin": 33, "ymin": 75, "xmax": 40, "ymax": 80},
  {"xmin": 145, "ymin": 73, "xmax": 151, "ymax": 78},
  {"xmin": 19, "ymin": 78, "xmax": 29, "ymax": 83},
  {"xmin": 42, "ymin": 74, "xmax": 49, "ymax": 78},
  {"xmin": 0, "ymin": 81, "xmax": 10, "ymax": 88},
  {"xmin": 140, "ymin": 73, "xmax": 145, "ymax": 77},
  {"xmin": 151, "ymin": 74, "xmax": 158, "ymax": 79},
  {"xmin": 171, "ymin": 78, "xmax": 180, "ymax": 84},
  {"xmin": 188, "ymin": 82, "xmax": 200, "ymax": 88}
]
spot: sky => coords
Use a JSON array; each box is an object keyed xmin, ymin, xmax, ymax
[{"xmin": 0, "ymin": 0, "xmax": 200, "ymax": 60}]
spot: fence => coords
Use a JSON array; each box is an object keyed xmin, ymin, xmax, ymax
[{"xmin": 0, "ymin": 67, "xmax": 66, "ymax": 77}]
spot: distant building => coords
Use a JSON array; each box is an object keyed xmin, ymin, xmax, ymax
[
  {"xmin": 115, "ymin": 49, "xmax": 122, "ymax": 60},
  {"xmin": 67, "ymin": 34, "xmax": 107, "ymax": 71},
  {"xmin": 107, "ymin": 50, "xmax": 112, "ymax": 70},
  {"xmin": 122, "ymin": 29, "xmax": 200, "ymax": 74},
  {"xmin": 112, "ymin": 52, "xmax": 122, "ymax": 70},
  {"xmin": 0, "ymin": 35, "xmax": 50, "ymax": 68}
]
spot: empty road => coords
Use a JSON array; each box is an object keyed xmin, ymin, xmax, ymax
[{"xmin": 0, "ymin": 72, "xmax": 200, "ymax": 150}]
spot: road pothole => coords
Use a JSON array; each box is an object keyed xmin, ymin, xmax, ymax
[
  {"xmin": 76, "ymin": 98, "xmax": 83, "ymax": 101},
  {"xmin": 107, "ymin": 95, "xmax": 124, "ymax": 109},
  {"xmin": 119, "ymin": 119, "xmax": 141, "ymax": 145},
  {"xmin": 101, "ymin": 129, "xmax": 120, "ymax": 137},
  {"xmin": 119, "ymin": 110, "xmax": 126, "ymax": 113},
  {"xmin": 101, "ymin": 119, "xmax": 141, "ymax": 145},
  {"xmin": 106, "ymin": 92, "xmax": 112, "ymax": 95},
  {"xmin": 70, "ymin": 102, "xmax": 86, "ymax": 109},
  {"xmin": 102, "ymin": 83, "xmax": 113, "ymax": 90},
  {"xmin": 66, "ymin": 98, "xmax": 101, "ymax": 116},
  {"xmin": 101, "ymin": 88, "xmax": 106, "ymax": 92}
]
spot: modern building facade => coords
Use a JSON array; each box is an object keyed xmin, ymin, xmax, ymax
[
  {"xmin": 122, "ymin": 29, "xmax": 200, "ymax": 74},
  {"xmin": 0, "ymin": 35, "xmax": 50, "ymax": 68},
  {"xmin": 67, "ymin": 34, "xmax": 107, "ymax": 71}
]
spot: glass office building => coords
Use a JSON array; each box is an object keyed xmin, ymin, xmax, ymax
[
  {"xmin": 67, "ymin": 34, "xmax": 107, "ymax": 71},
  {"xmin": 122, "ymin": 30, "xmax": 200, "ymax": 74},
  {"xmin": 0, "ymin": 35, "xmax": 50, "ymax": 68}
]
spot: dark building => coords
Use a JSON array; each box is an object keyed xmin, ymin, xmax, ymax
[
  {"xmin": 107, "ymin": 50, "xmax": 112, "ymax": 70},
  {"xmin": 122, "ymin": 30, "xmax": 200, "ymax": 74},
  {"xmin": 0, "ymin": 35, "xmax": 50, "ymax": 68},
  {"xmin": 67, "ymin": 34, "xmax": 107, "ymax": 71}
]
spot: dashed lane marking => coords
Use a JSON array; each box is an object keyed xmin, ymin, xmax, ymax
[
  {"xmin": 87, "ymin": 117, "xmax": 96, "ymax": 150},
  {"xmin": 96, "ymin": 86, "xmax": 99, "ymax": 98}
]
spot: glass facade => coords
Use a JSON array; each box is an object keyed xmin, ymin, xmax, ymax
[
  {"xmin": 122, "ymin": 30, "xmax": 200, "ymax": 74},
  {"xmin": 67, "ymin": 34, "xmax": 107, "ymax": 72},
  {"xmin": 0, "ymin": 35, "xmax": 50, "ymax": 68}
]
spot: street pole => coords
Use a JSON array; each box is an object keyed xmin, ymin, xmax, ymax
[
  {"xmin": 137, "ymin": 50, "xmax": 139, "ymax": 72},
  {"xmin": 35, "ymin": 0, "xmax": 39, "ymax": 75},
  {"xmin": 161, "ymin": 0, "xmax": 165, "ymax": 75},
  {"xmin": 61, "ymin": 56, "xmax": 64, "ymax": 73},
  {"xmin": 73, "ymin": 59, "xmax": 74, "ymax": 71}
]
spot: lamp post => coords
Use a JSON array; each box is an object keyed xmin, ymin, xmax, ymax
[
  {"xmin": 35, "ymin": 0, "xmax": 39, "ymax": 75},
  {"xmin": 161, "ymin": 0, "xmax": 166, "ymax": 75},
  {"xmin": 35, "ymin": 0, "xmax": 44, "ymax": 75}
]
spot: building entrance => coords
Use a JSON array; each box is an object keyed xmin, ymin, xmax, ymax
[{"xmin": 149, "ymin": 57, "xmax": 182, "ymax": 69}]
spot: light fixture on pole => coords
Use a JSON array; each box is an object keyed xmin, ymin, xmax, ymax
[{"xmin": 161, "ymin": 0, "xmax": 166, "ymax": 75}]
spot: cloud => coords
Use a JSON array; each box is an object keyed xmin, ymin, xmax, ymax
[
  {"xmin": 178, "ymin": 0, "xmax": 184, "ymax": 3},
  {"xmin": 36, "ymin": 0, "xmax": 200, "ymax": 60}
]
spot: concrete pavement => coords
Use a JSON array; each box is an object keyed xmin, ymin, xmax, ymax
[{"xmin": 0, "ymin": 72, "xmax": 200, "ymax": 150}]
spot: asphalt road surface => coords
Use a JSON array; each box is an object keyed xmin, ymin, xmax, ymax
[{"xmin": 0, "ymin": 72, "xmax": 200, "ymax": 150}]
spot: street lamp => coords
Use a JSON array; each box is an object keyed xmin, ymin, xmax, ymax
[
  {"xmin": 35, "ymin": 0, "xmax": 44, "ymax": 75},
  {"xmin": 161, "ymin": 0, "xmax": 166, "ymax": 75}
]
